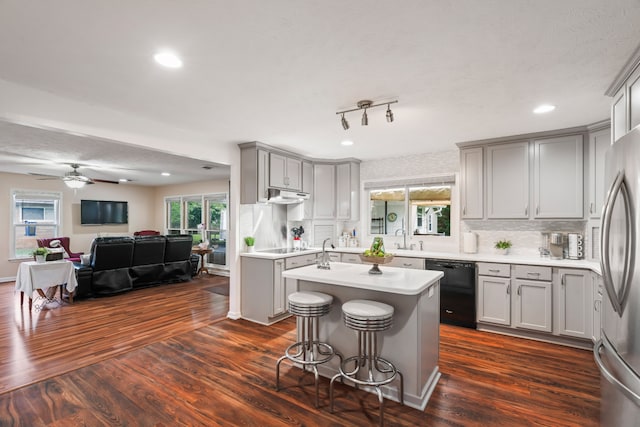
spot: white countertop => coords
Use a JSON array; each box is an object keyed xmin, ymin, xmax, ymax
[
  {"xmin": 282, "ymin": 262, "xmax": 443, "ymax": 295},
  {"xmin": 241, "ymin": 247, "xmax": 601, "ymax": 274}
]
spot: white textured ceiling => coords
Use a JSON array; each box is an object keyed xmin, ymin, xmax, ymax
[{"xmin": 0, "ymin": 0, "xmax": 639, "ymax": 184}]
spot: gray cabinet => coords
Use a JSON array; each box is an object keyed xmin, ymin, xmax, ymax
[
  {"xmin": 340, "ymin": 253, "xmax": 362, "ymax": 264},
  {"xmin": 592, "ymin": 273, "xmax": 603, "ymax": 343},
  {"xmin": 269, "ymin": 153, "xmax": 302, "ymax": 191},
  {"xmin": 486, "ymin": 142, "xmax": 529, "ymax": 219},
  {"xmin": 588, "ymin": 128, "xmax": 610, "ymax": 219},
  {"xmin": 302, "ymin": 161, "xmax": 313, "ymax": 219},
  {"xmin": 460, "ymin": 147, "xmax": 483, "ymax": 219},
  {"xmin": 477, "ymin": 263, "xmax": 511, "ymax": 325},
  {"xmin": 555, "ymin": 268, "xmax": 592, "ymax": 339},
  {"xmin": 629, "ymin": 65, "xmax": 640, "ymax": 133},
  {"xmin": 336, "ymin": 162, "xmax": 360, "ymax": 221},
  {"xmin": 387, "ymin": 256, "xmax": 425, "ymax": 269},
  {"xmin": 313, "ymin": 164, "xmax": 336, "ymax": 219},
  {"xmin": 313, "ymin": 161, "xmax": 360, "ymax": 220},
  {"xmin": 612, "ymin": 86, "xmax": 627, "ymax": 143},
  {"xmin": 241, "ymin": 254, "xmax": 318, "ymax": 325},
  {"xmin": 240, "ymin": 147, "xmax": 270, "ymax": 204},
  {"xmin": 512, "ymin": 265, "xmax": 552, "ymax": 333},
  {"xmin": 533, "ymin": 134, "xmax": 583, "ymax": 218}
]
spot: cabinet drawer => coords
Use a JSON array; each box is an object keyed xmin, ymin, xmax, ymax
[
  {"xmin": 513, "ymin": 265, "xmax": 552, "ymax": 281},
  {"xmin": 328, "ymin": 252, "xmax": 341, "ymax": 262},
  {"xmin": 387, "ymin": 257, "xmax": 425, "ymax": 269},
  {"xmin": 477, "ymin": 262, "xmax": 510, "ymax": 277},
  {"xmin": 285, "ymin": 254, "xmax": 318, "ymax": 269},
  {"xmin": 341, "ymin": 253, "xmax": 362, "ymax": 264}
]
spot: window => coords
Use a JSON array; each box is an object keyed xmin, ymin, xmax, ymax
[
  {"xmin": 365, "ymin": 175, "xmax": 455, "ymax": 238},
  {"xmin": 164, "ymin": 193, "xmax": 228, "ymax": 267},
  {"xmin": 12, "ymin": 190, "xmax": 62, "ymax": 258}
]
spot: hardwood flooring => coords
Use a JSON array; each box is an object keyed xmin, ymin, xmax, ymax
[{"xmin": 0, "ymin": 275, "xmax": 600, "ymax": 426}]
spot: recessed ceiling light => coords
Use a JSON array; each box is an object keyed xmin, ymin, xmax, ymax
[
  {"xmin": 161, "ymin": 172, "xmax": 171, "ymax": 176},
  {"xmin": 341, "ymin": 140, "xmax": 354, "ymax": 146},
  {"xmin": 533, "ymin": 104, "xmax": 556, "ymax": 114},
  {"xmin": 154, "ymin": 51, "xmax": 183, "ymax": 68}
]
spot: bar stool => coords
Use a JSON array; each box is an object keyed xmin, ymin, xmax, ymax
[
  {"xmin": 329, "ymin": 299, "xmax": 404, "ymax": 427},
  {"xmin": 276, "ymin": 291, "xmax": 341, "ymax": 407}
]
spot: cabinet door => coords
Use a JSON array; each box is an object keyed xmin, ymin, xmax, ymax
[
  {"xmin": 477, "ymin": 276, "xmax": 511, "ymax": 325},
  {"xmin": 256, "ymin": 149, "xmax": 270, "ymax": 202},
  {"xmin": 302, "ymin": 161, "xmax": 314, "ymax": 219},
  {"xmin": 533, "ymin": 135, "xmax": 583, "ymax": 218},
  {"xmin": 460, "ymin": 147, "xmax": 483, "ymax": 219},
  {"xmin": 286, "ymin": 157, "xmax": 302, "ymax": 191},
  {"xmin": 612, "ymin": 86, "xmax": 627, "ymax": 142},
  {"xmin": 588, "ymin": 128, "xmax": 610, "ymax": 219},
  {"xmin": 336, "ymin": 163, "xmax": 351, "ymax": 219},
  {"xmin": 486, "ymin": 142, "xmax": 529, "ymax": 219},
  {"xmin": 313, "ymin": 164, "xmax": 336, "ymax": 219},
  {"xmin": 513, "ymin": 279, "xmax": 552, "ymax": 332},
  {"xmin": 269, "ymin": 153, "xmax": 287, "ymax": 189},
  {"xmin": 271, "ymin": 259, "xmax": 286, "ymax": 316},
  {"xmin": 341, "ymin": 253, "xmax": 362, "ymax": 264},
  {"xmin": 557, "ymin": 268, "xmax": 592, "ymax": 339}
]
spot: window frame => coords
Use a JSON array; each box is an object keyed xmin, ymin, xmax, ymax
[{"xmin": 11, "ymin": 189, "xmax": 62, "ymax": 259}]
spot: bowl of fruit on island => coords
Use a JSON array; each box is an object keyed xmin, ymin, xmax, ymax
[{"xmin": 359, "ymin": 237, "xmax": 394, "ymax": 274}]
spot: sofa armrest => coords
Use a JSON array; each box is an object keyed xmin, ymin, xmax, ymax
[{"xmin": 73, "ymin": 264, "xmax": 93, "ymax": 298}]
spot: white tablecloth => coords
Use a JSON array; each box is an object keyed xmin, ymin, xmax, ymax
[{"xmin": 14, "ymin": 260, "xmax": 78, "ymax": 295}]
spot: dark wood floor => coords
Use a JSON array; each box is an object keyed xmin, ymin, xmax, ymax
[{"xmin": 0, "ymin": 275, "xmax": 600, "ymax": 426}]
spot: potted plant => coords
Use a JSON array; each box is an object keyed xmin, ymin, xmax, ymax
[
  {"xmin": 244, "ymin": 236, "xmax": 255, "ymax": 252},
  {"xmin": 33, "ymin": 247, "xmax": 49, "ymax": 263},
  {"xmin": 494, "ymin": 239, "xmax": 512, "ymax": 255}
]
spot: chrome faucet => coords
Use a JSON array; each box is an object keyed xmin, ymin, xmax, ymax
[
  {"xmin": 318, "ymin": 238, "xmax": 331, "ymax": 269},
  {"xmin": 394, "ymin": 229, "xmax": 415, "ymax": 250}
]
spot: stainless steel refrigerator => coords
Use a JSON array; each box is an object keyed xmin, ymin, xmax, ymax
[{"xmin": 594, "ymin": 127, "xmax": 640, "ymax": 425}]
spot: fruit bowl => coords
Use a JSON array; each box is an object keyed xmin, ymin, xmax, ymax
[{"xmin": 359, "ymin": 254, "xmax": 394, "ymax": 275}]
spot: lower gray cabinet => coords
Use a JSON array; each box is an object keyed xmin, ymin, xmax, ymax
[{"xmin": 555, "ymin": 268, "xmax": 592, "ymax": 339}]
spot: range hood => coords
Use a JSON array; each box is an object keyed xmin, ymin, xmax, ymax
[{"xmin": 267, "ymin": 188, "xmax": 310, "ymax": 204}]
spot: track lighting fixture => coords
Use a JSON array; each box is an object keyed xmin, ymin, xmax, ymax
[
  {"xmin": 336, "ymin": 99, "xmax": 397, "ymax": 130},
  {"xmin": 341, "ymin": 113, "xmax": 349, "ymax": 130}
]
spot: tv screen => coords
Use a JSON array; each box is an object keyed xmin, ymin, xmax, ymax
[{"xmin": 81, "ymin": 200, "xmax": 128, "ymax": 225}]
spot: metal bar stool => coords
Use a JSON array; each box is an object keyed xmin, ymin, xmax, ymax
[
  {"xmin": 329, "ymin": 299, "xmax": 404, "ymax": 427},
  {"xmin": 276, "ymin": 291, "xmax": 341, "ymax": 407}
]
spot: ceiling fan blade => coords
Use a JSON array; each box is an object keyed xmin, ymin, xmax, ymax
[{"xmin": 92, "ymin": 178, "xmax": 119, "ymax": 185}]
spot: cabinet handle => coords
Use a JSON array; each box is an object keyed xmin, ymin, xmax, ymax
[
  {"xmin": 445, "ymin": 309, "xmax": 453, "ymax": 314},
  {"xmin": 463, "ymin": 206, "xmax": 466, "ymax": 216},
  {"xmin": 590, "ymin": 203, "xmax": 594, "ymax": 214},
  {"xmin": 525, "ymin": 205, "xmax": 528, "ymax": 216},
  {"xmin": 536, "ymin": 206, "xmax": 539, "ymax": 215},
  {"xmin": 489, "ymin": 269, "xmax": 500, "ymax": 273},
  {"xmin": 527, "ymin": 272, "xmax": 540, "ymax": 276},
  {"xmin": 506, "ymin": 284, "xmax": 511, "ymax": 295},
  {"xmin": 561, "ymin": 274, "xmax": 565, "ymax": 286},
  {"xmin": 594, "ymin": 300, "xmax": 601, "ymax": 311},
  {"xmin": 517, "ymin": 285, "xmax": 521, "ymax": 295},
  {"xmin": 403, "ymin": 263, "xmax": 412, "ymax": 267}
]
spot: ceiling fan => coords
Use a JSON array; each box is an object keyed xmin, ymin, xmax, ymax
[{"xmin": 32, "ymin": 163, "xmax": 120, "ymax": 188}]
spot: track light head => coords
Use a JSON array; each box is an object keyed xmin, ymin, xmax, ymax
[
  {"xmin": 361, "ymin": 109, "xmax": 368, "ymax": 126},
  {"xmin": 341, "ymin": 113, "xmax": 349, "ymax": 130},
  {"xmin": 386, "ymin": 104, "xmax": 394, "ymax": 123}
]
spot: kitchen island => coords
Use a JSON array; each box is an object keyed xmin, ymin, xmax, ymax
[{"xmin": 282, "ymin": 261, "xmax": 443, "ymax": 410}]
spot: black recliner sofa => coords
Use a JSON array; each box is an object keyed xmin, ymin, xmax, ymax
[{"xmin": 74, "ymin": 235, "xmax": 199, "ymax": 298}]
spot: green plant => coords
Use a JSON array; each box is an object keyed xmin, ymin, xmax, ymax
[
  {"xmin": 244, "ymin": 236, "xmax": 255, "ymax": 246},
  {"xmin": 32, "ymin": 247, "xmax": 49, "ymax": 256},
  {"xmin": 494, "ymin": 239, "xmax": 512, "ymax": 250}
]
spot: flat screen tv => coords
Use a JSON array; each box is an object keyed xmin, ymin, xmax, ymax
[{"xmin": 81, "ymin": 200, "xmax": 128, "ymax": 225}]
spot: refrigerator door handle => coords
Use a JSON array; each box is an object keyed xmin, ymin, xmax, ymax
[
  {"xmin": 594, "ymin": 338, "xmax": 640, "ymax": 406},
  {"xmin": 600, "ymin": 170, "xmax": 636, "ymax": 314}
]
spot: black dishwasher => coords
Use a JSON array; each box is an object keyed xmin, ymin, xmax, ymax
[{"xmin": 426, "ymin": 259, "xmax": 476, "ymax": 329}]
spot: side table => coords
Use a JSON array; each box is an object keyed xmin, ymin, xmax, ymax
[{"xmin": 191, "ymin": 247, "xmax": 213, "ymax": 275}]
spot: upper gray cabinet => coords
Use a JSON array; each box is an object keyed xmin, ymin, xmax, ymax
[
  {"xmin": 460, "ymin": 147, "xmax": 483, "ymax": 219},
  {"xmin": 486, "ymin": 142, "xmax": 530, "ymax": 219},
  {"xmin": 269, "ymin": 153, "xmax": 302, "ymax": 191},
  {"xmin": 313, "ymin": 161, "xmax": 360, "ymax": 220},
  {"xmin": 459, "ymin": 128, "xmax": 589, "ymax": 220},
  {"xmin": 240, "ymin": 146, "xmax": 270, "ymax": 204},
  {"xmin": 533, "ymin": 135, "xmax": 583, "ymax": 218},
  {"xmin": 588, "ymin": 127, "xmax": 610, "ymax": 219},
  {"xmin": 607, "ymin": 50, "xmax": 640, "ymax": 142}
]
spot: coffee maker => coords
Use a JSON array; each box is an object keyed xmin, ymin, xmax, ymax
[{"xmin": 549, "ymin": 232, "xmax": 564, "ymax": 260}]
